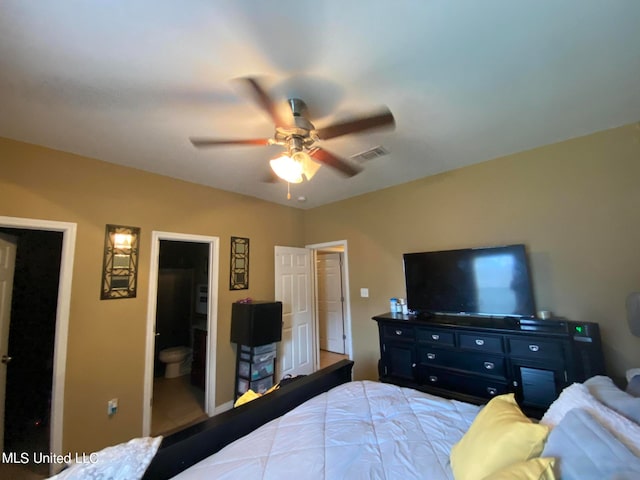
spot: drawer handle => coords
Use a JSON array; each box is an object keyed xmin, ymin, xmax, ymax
[
  {"xmin": 426, "ymin": 353, "xmax": 436, "ymax": 360},
  {"xmin": 529, "ymin": 344, "xmax": 540, "ymax": 352},
  {"xmin": 431, "ymin": 334, "xmax": 440, "ymax": 340},
  {"xmin": 487, "ymin": 387, "xmax": 498, "ymax": 396},
  {"xmin": 429, "ymin": 375, "xmax": 438, "ymax": 383},
  {"xmin": 475, "ymin": 339, "xmax": 485, "ymax": 346},
  {"xmin": 395, "ymin": 329, "xmax": 403, "ymax": 336},
  {"xmin": 484, "ymin": 361, "xmax": 495, "ymax": 370}
]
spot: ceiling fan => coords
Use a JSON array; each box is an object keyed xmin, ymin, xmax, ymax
[{"xmin": 190, "ymin": 77, "xmax": 395, "ymax": 187}]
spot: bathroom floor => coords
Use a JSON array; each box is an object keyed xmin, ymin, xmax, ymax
[{"xmin": 151, "ymin": 375, "xmax": 207, "ymax": 437}]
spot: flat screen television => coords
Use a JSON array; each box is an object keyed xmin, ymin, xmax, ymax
[{"xmin": 403, "ymin": 244, "xmax": 536, "ymax": 318}]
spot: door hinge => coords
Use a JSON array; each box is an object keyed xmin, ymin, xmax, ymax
[{"xmin": 342, "ymin": 334, "xmax": 347, "ymax": 340}]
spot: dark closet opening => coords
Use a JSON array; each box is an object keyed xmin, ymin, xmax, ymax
[{"xmin": 0, "ymin": 228, "xmax": 62, "ymax": 473}]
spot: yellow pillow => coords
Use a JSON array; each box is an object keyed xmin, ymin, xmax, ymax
[
  {"xmin": 233, "ymin": 384, "xmax": 280, "ymax": 407},
  {"xmin": 233, "ymin": 389, "xmax": 261, "ymax": 407},
  {"xmin": 484, "ymin": 457, "xmax": 556, "ymax": 480},
  {"xmin": 450, "ymin": 394, "xmax": 550, "ymax": 480}
]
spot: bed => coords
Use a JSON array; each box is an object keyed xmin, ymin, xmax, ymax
[
  {"xmin": 143, "ymin": 360, "xmax": 356, "ymax": 479},
  {"xmin": 171, "ymin": 378, "xmax": 480, "ymax": 479},
  {"xmin": 53, "ymin": 360, "xmax": 640, "ymax": 479}
]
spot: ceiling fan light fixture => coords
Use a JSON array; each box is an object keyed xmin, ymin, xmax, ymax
[
  {"xmin": 270, "ymin": 155, "xmax": 303, "ymax": 184},
  {"xmin": 291, "ymin": 150, "xmax": 321, "ymax": 181},
  {"xmin": 189, "ymin": 78, "xmax": 394, "ymax": 188}
]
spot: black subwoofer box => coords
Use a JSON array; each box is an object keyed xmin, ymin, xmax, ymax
[{"xmin": 230, "ymin": 301, "xmax": 283, "ymax": 346}]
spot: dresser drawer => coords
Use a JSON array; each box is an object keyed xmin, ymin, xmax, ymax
[
  {"xmin": 459, "ymin": 333, "xmax": 503, "ymax": 353},
  {"xmin": 418, "ymin": 346, "xmax": 456, "ymax": 367},
  {"xmin": 383, "ymin": 324, "xmax": 415, "ymax": 341},
  {"xmin": 419, "ymin": 366, "xmax": 509, "ymax": 399},
  {"xmin": 416, "ymin": 328, "xmax": 455, "ymax": 346},
  {"xmin": 418, "ymin": 347, "xmax": 506, "ymax": 378},
  {"xmin": 509, "ymin": 338, "xmax": 564, "ymax": 361},
  {"xmin": 453, "ymin": 351, "xmax": 506, "ymax": 378},
  {"xmin": 239, "ymin": 343, "xmax": 277, "ymax": 362}
]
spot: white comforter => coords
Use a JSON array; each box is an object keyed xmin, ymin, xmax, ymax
[{"xmin": 173, "ymin": 380, "xmax": 480, "ymax": 479}]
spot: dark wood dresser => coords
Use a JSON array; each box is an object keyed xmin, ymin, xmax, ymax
[{"xmin": 373, "ymin": 312, "xmax": 605, "ymax": 416}]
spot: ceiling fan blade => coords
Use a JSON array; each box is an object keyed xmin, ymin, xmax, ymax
[
  {"xmin": 315, "ymin": 108, "xmax": 395, "ymax": 140},
  {"xmin": 308, "ymin": 147, "xmax": 363, "ymax": 177},
  {"xmin": 243, "ymin": 77, "xmax": 288, "ymax": 127},
  {"xmin": 190, "ymin": 138, "xmax": 271, "ymax": 147}
]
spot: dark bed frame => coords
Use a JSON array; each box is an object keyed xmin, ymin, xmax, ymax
[{"xmin": 143, "ymin": 359, "xmax": 354, "ymax": 479}]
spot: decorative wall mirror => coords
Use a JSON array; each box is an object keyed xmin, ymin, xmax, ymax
[
  {"xmin": 101, "ymin": 224, "xmax": 140, "ymax": 299},
  {"xmin": 230, "ymin": 236, "xmax": 249, "ymax": 290}
]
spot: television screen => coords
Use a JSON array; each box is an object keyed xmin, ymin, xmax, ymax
[{"xmin": 403, "ymin": 244, "xmax": 536, "ymax": 318}]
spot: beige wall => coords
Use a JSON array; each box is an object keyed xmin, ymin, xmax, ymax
[
  {"xmin": 304, "ymin": 123, "xmax": 640, "ymax": 383},
  {"xmin": 0, "ymin": 137, "xmax": 304, "ymax": 453},
  {"xmin": 2, "ymin": 122, "xmax": 640, "ymax": 454}
]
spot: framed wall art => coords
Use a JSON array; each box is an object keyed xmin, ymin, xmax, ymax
[
  {"xmin": 101, "ymin": 224, "xmax": 140, "ymax": 299},
  {"xmin": 230, "ymin": 236, "xmax": 249, "ymax": 290}
]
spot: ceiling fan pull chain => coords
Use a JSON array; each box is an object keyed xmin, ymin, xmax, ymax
[{"xmin": 287, "ymin": 182, "xmax": 291, "ymax": 200}]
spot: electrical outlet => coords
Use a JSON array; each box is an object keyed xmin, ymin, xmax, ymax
[{"xmin": 108, "ymin": 398, "xmax": 118, "ymax": 416}]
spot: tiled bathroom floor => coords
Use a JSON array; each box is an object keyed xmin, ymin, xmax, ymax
[{"xmin": 151, "ymin": 375, "xmax": 207, "ymax": 436}]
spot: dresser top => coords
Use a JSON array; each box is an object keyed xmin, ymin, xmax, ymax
[{"xmin": 372, "ymin": 312, "xmax": 575, "ymax": 335}]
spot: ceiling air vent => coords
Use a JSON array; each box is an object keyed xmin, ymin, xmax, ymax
[{"xmin": 350, "ymin": 145, "xmax": 389, "ymax": 163}]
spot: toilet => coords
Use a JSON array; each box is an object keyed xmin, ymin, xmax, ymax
[{"xmin": 158, "ymin": 346, "xmax": 192, "ymax": 378}]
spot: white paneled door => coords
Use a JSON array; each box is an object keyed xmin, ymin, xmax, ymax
[
  {"xmin": 275, "ymin": 246, "xmax": 314, "ymax": 378},
  {"xmin": 0, "ymin": 233, "xmax": 17, "ymax": 453},
  {"xmin": 317, "ymin": 252, "xmax": 345, "ymax": 354}
]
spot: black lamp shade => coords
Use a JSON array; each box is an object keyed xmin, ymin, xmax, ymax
[{"xmin": 230, "ymin": 301, "xmax": 283, "ymax": 346}]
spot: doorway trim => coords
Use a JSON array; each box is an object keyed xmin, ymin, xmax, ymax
[
  {"xmin": 305, "ymin": 240, "xmax": 352, "ymax": 368},
  {"xmin": 0, "ymin": 216, "xmax": 76, "ymax": 470},
  {"xmin": 143, "ymin": 231, "xmax": 219, "ymax": 436}
]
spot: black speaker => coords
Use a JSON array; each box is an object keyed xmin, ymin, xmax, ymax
[
  {"xmin": 567, "ymin": 321, "xmax": 606, "ymax": 381},
  {"xmin": 230, "ymin": 301, "xmax": 283, "ymax": 346}
]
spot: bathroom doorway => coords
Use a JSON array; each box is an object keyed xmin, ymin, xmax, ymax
[
  {"xmin": 143, "ymin": 232, "xmax": 219, "ymax": 437},
  {"xmin": 153, "ymin": 241, "xmax": 207, "ymax": 435}
]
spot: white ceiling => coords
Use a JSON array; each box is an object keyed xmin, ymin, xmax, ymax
[{"xmin": 1, "ymin": 1, "xmax": 639, "ymax": 209}]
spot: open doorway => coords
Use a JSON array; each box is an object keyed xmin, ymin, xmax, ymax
[
  {"xmin": 143, "ymin": 232, "xmax": 219, "ymax": 437},
  {"xmin": 315, "ymin": 250, "xmax": 349, "ymax": 369},
  {"xmin": 309, "ymin": 242, "xmax": 350, "ymax": 370},
  {"xmin": 151, "ymin": 240, "xmax": 208, "ymax": 435},
  {"xmin": 0, "ymin": 216, "xmax": 75, "ymax": 478},
  {"xmin": 273, "ymin": 240, "xmax": 352, "ymax": 379},
  {"xmin": 0, "ymin": 229, "xmax": 62, "ymax": 479}
]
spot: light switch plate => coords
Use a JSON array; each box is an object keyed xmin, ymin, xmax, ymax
[{"xmin": 360, "ymin": 288, "xmax": 369, "ymax": 298}]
